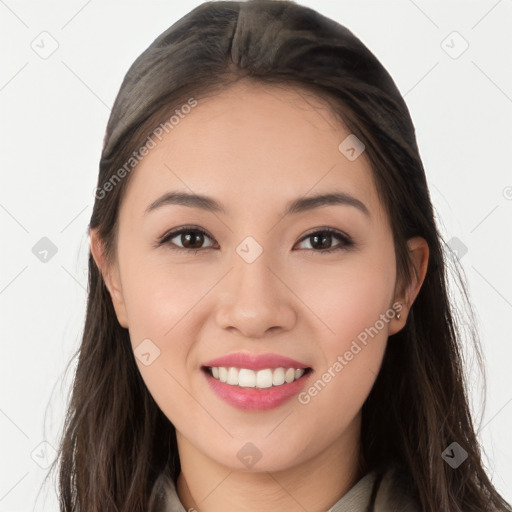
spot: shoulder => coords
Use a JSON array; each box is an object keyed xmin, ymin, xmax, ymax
[
  {"xmin": 374, "ymin": 464, "xmax": 421, "ymax": 512},
  {"xmin": 148, "ymin": 469, "xmax": 187, "ymax": 512}
]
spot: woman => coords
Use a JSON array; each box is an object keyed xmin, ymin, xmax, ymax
[{"xmin": 52, "ymin": 1, "xmax": 512, "ymax": 510}]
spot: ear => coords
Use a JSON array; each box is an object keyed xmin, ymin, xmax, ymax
[
  {"xmin": 389, "ymin": 236, "xmax": 429, "ymax": 335},
  {"xmin": 89, "ymin": 227, "xmax": 129, "ymax": 328}
]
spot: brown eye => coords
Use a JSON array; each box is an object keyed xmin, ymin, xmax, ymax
[
  {"xmin": 177, "ymin": 230, "xmax": 206, "ymax": 249},
  {"xmin": 296, "ymin": 228, "xmax": 353, "ymax": 254},
  {"xmin": 159, "ymin": 226, "xmax": 216, "ymax": 253}
]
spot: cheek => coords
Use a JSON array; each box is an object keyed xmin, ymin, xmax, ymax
[
  {"xmin": 118, "ymin": 252, "xmax": 218, "ymax": 419},
  {"xmin": 121, "ymin": 253, "xmax": 199, "ymax": 341},
  {"xmin": 292, "ymin": 250, "xmax": 394, "ymax": 423},
  {"xmin": 297, "ymin": 248, "xmax": 396, "ymax": 351}
]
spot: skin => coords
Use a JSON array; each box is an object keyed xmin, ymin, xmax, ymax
[{"xmin": 90, "ymin": 79, "xmax": 429, "ymax": 512}]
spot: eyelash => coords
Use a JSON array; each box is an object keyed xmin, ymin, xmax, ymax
[{"xmin": 156, "ymin": 225, "xmax": 354, "ymax": 255}]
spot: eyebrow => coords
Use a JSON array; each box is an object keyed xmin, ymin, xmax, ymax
[{"xmin": 145, "ymin": 190, "xmax": 370, "ymax": 218}]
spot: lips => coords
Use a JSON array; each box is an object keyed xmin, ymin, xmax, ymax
[{"xmin": 201, "ymin": 352, "xmax": 311, "ymax": 371}]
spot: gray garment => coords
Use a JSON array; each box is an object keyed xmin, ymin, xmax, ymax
[{"xmin": 149, "ymin": 465, "xmax": 420, "ymax": 512}]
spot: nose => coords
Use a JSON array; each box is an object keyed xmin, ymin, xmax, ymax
[{"xmin": 214, "ymin": 251, "xmax": 297, "ymax": 339}]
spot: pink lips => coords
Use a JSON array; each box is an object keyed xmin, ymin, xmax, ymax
[
  {"xmin": 201, "ymin": 352, "xmax": 313, "ymax": 411},
  {"xmin": 202, "ymin": 352, "xmax": 310, "ymax": 371}
]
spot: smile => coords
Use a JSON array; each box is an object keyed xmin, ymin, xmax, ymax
[{"xmin": 201, "ymin": 365, "xmax": 313, "ymax": 411}]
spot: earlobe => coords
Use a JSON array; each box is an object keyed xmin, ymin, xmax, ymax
[
  {"xmin": 89, "ymin": 228, "xmax": 129, "ymax": 328},
  {"xmin": 390, "ymin": 236, "xmax": 429, "ymax": 334}
]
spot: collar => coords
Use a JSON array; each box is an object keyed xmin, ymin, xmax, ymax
[{"xmin": 150, "ymin": 465, "xmax": 419, "ymax": 511}]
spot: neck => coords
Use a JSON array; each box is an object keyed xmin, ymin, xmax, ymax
[{"xmin": 176, "ymin": 416, "xmax": 364, "ymax": 512}]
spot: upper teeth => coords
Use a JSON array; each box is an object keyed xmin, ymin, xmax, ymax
[{"xmin": 209, "ymin": 367, "xmax": 306, "ymax": 388}]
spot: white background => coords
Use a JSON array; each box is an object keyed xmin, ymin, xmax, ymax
[{"xmin": 1, "ymin": 0, "xmax": 511, "ymax": 510}]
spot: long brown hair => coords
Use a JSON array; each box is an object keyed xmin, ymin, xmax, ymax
[{"xmin": 48, "ymin": 1, "xmax": 511, "ymax": 510}]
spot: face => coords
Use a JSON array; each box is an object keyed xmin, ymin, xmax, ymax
[{"xmin": 91, "ymin": 80, "xmax": 426, "ymax": 474}]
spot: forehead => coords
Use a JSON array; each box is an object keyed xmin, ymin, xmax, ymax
[{"xmin": 120, "ymin": 80, "xmax": 383, "ymax": 222}]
